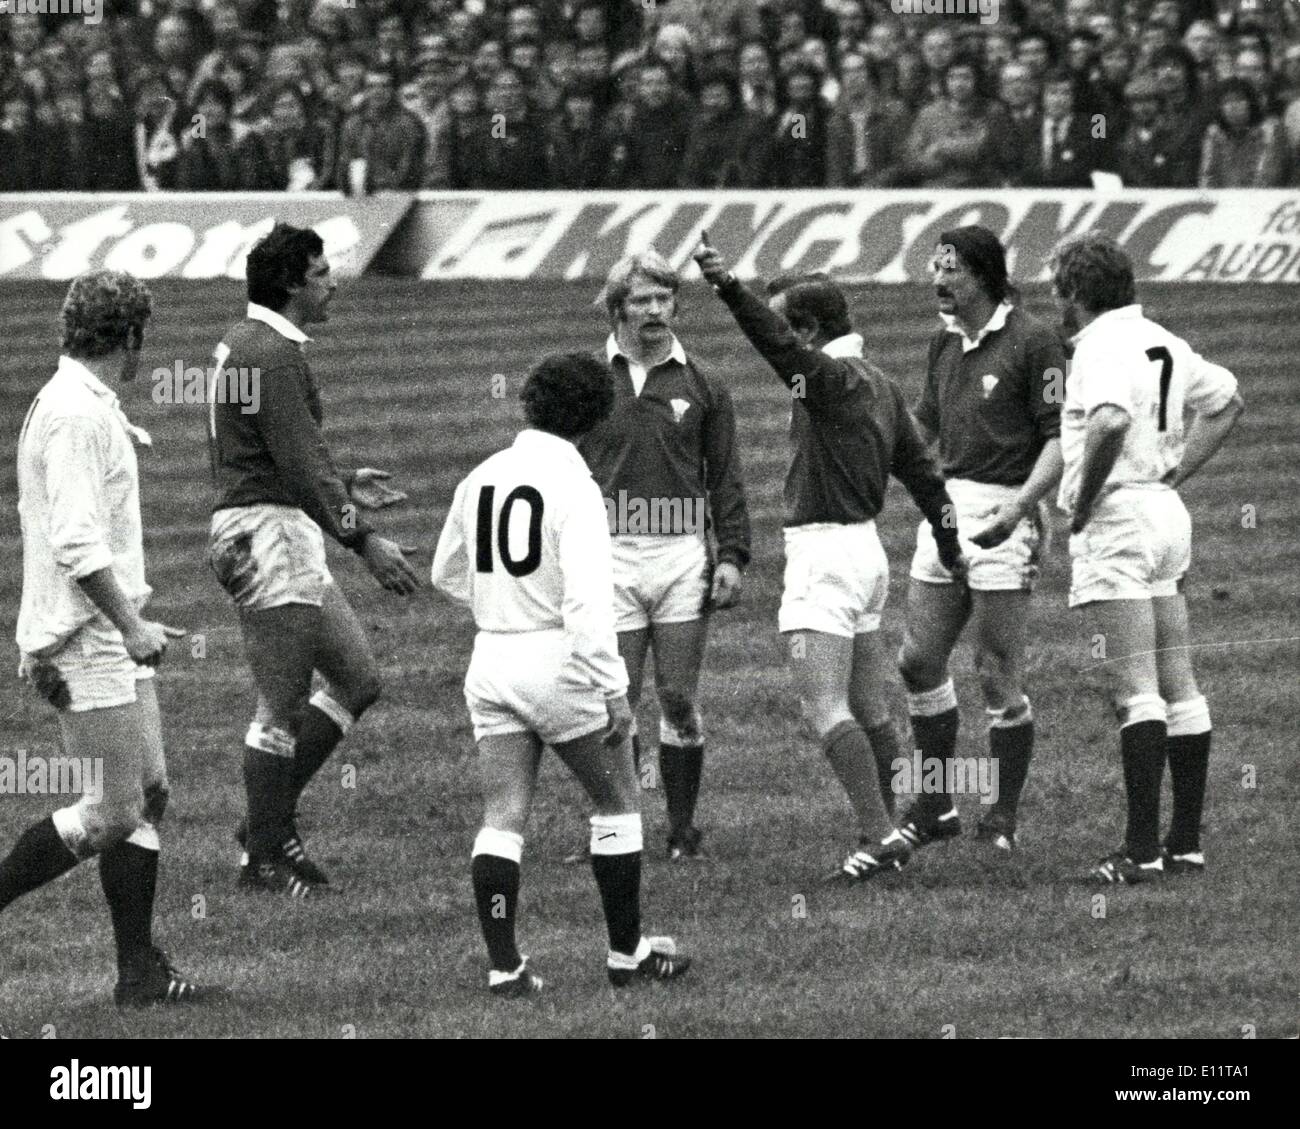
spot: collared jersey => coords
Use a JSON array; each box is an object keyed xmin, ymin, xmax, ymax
[
  {"xmin": 577, "ymin": 334, "xmax": 751, "ymax": 567},
  {"xmin": 17, "ymin": 356, "xmax": 152, "ymax": 655},
  {"xmin": 208, "ymin": 303, "xmax": 370, "ymax": 549},
  {"xmin": 431, "ymin": 429, "xmax": 628, "ymax": 699},
  {"xmin": 916, "ymin": 303, "xmax": 1065, "ymax": 486},
  {"xmin": 1059, "ymin": 305, "xmax": 1239, "ymax": 512}
]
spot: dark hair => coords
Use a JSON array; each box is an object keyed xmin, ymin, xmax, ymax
[
  {"xmin": 1050, "ymin": 232, "xmax": 1136, "ymax": 314},
  {"xmin": 1017, "ymin": 28, "xmax": 1059, "ymax": 65},
  {"xmin": 245, "ymin": 223, "xmax": 325, "ymax": 311},
  {"xmin": 943, "ymin": 53, "xmax": 987, "ymax": 99},
  {"xmin": 766, "ymin": 272, "xmax": 852, "ymax": 341},
  {"xmin": 60, "ymin": 270, "xmax": 153, "ymax": 358},
  {"xmin": 1214, "ymin": 76, "xmax": 1263, "ymax": 128},
  {"xmin": 938, "ymin": 225, "xmax": 1011, "ymax": 302},
  {"xmin": 697, "ymin": 67, "xmax": 740, "ymax": 104},
  {"xmin": 1151, "ymin": 44, "xmax": 1199, "ymax": 95},
  {"xmin": 520, "ymin": 353, "xmax": 614, "ymax": 438}
]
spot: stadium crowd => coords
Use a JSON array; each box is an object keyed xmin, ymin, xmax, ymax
[{"xmin": 3, "ymin": 0, "xmax": 1300, "ymax": 192}]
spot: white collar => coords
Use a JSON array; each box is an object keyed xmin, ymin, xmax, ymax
[
  {"xmin": 822, "ymin": 332, "xmax": 865, "ymax": 358},
  {"xmin": 248, "ymin": 302, "xmax": 311, "ymax": 344},
  {"xmin": 941, "ymin": 300, "xmax": 1013, "ymax": 353},
  {"xmin": 54, "ymin": 355, "xmax": 152, "ymax": 447},
  {"xmin": 606, "ymin": 332, "xmax": 687, "ymax": 368},
  {"xmin": 513, "ymin": 428, "xmax": 586, "ymax": 467},
  {"xmin": 1072, "ymin": 304, "xmax": 1144, "ymax": 346},
  {"xmin": 55, "ymin": 354, "xmax": 116, "ymax": 401}
]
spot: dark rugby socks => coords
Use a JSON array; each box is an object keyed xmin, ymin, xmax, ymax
[
  {"xmin": 472, "ymin": 828, "xmax": 525, "ymax": 974},
  {"xmin": 0, "ymin": 815, "xmax": 81, "ymax": 912}
]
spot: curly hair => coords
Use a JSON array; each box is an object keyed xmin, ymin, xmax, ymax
[
  {"xmin": 601, "ymin": 249, "xmax": 679, "ymax": 325},
  {"xmin": 1050, "ymin": 232, "xmax": 1136, "ymax": 314},
  {"xmin": 766, "ymin": 272, "xmax": 852, "ymax": 341},
  {"xmin": 245, "ymin": 222, "xmax": 324, "ymax": 311},
  {"xmin": 520, "ymin": 353, "xmax": 614, "ymax": 439},
  {"xmin": 59, "ymin": 270, "xmax": 153, "ymax": 359}
]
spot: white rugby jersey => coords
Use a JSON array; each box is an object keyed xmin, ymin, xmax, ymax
[
  {"xmin": 431, "ymin": 429, "xmax": 628, "ymax": 699},
  {"xmin": 17, "ymin": 356, "xmax": 152, "ymax": 656},
  {"xmin": 1059, "ymin": 305, "xmax": 1239, "ymax": 512}
]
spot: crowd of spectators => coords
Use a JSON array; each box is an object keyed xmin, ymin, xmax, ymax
[{"xmin": 3, "ymin": 0, "xmax": 1300, "ymax": 192}]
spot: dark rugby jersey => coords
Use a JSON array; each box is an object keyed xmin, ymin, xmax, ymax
[
  {"xmin": 577, "ymin": 336, "xmax": 751, "ymax": 569},
  {"xmin": 714, "ymin": 277, "xmax": 957, "ymax": 548},
  {"xmin": 915, "ymin": 304, "xmax": 1065, "ymax": 486},
  {"xmin": 208, "ymin": 308, "xmax": 370, "ymax": 549}
]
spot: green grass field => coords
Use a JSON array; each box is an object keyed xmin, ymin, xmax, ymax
[{"xmin": 0, "ymin": 279, "xmax": 1296, "ymax": 1039}]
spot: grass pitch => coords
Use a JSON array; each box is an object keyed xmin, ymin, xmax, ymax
[{"xmin": 0, "ymin": 279, "xmax": 1296, "ymax": 1038}]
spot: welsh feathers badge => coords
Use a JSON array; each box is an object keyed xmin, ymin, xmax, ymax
[
  {"xmin": 981, "ymin": 374, "xmax": 999, "ymax": 399},
  {"xmin": 670, "ymin": 397, "xmax": 691, "ymax": 423}
]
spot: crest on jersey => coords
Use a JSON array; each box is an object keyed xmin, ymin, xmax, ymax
[
  {"xmin": 981, "ymin": 373, "xmax": 999, "ymax": 398},
  {"xmin": 670, "ymin": 397, "xmax": 691, "ymax": 423}
]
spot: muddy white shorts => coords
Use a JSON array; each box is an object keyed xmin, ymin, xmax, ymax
[
  {"xmin": 910, "ymin": 478, "xmax": 1042, "ymax": 592},
  {"xmin": 208, "ymin": 504, "xmax": 332, "ymax": 611}
]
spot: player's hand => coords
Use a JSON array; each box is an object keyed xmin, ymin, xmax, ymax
[
  {"xmin": 603, "ymin": 693, "xmax": 633, "ymax": 749},
  {"xmin": 939, "ymin": 546, "xmax": 970, "ymax": 583},
  {"xmin": 351, "ymin": 467, "xmax": 408, "ymax": 510},
  {"xmin": 710, "ymin": 561, "xmax": 743, "ymax": 610},
  {"xmin": 693, "ymin": 232, "xmax": 732, "ymax": 288},
  {"xmin": 123, "ymin": 621, "xmax": 185, "ymax": 667},
  {"xmin": 970, "ymin": 501, "xmax": 1025, "ymax": 549},
  {"xmin": 1069, "ymin": 506, "xmax": 1091, "ymax": 536},
  {"xmin": 362, "ymin": 534, "xmax": 421, "ymax": 595}
]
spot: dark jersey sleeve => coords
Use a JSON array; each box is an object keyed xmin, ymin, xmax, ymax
[
  {"xmin": 914, "ymin": 334, "xmax": 944, "ymax": 438},
  {"xmin": 889, "ymin": 383, "xmax": 960, "ymax": 554},
  {"xmin": 1023, "ymin": 323, "xmax": 1067, "ymax": 442},
  {"xmin": 715, "ymin": 276, "xmax": 860, "ymax": 406},
  {"xmin": 255, "ymin": 360, "xmax": 372, "ymax": 549},
  {"xmin": 700, "ymin": 375, "xmax": 752, "ymax": 569}
]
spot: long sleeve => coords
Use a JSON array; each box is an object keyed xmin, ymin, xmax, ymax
[
  {"xmin": 889, "ymin": 387, "xmax": 959, "ymax": 552},
  {"xmin": 254, "ymin": 362, "xmax": 371, "ymax": 549},
  {"xmin": 715, "ymin": 275, "xmax": 858, "ymax": 405},
  {"xmin": 430, "ymin": 478, "xmax": 471, "ymax": 606},
  {"xmin": 41, "ymin": 416, "xmax": 115, "ymax": 579},
  {"xmin": 557, "ymin": 480, "xmax": 628, "ymax": 699},
  {"xmin": 700, "ymin": 378, "xmax": 751, "ymax": 569}
]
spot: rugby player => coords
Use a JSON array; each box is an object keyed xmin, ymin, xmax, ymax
[
  {"xmin": 694, "ymin": 237, "xmax": 969, "ymax": 882},
  {"xmin": 207, "ymin": 223, "xmax": 419, "ymax": 897},
  {"xmin": 4, "ymin": 271, "xmax": 218, "ymax": 1006},
  {"xmin": 431, "ymin": 353, "xmax": 692, "ymax": 995},
  {"xmin": 1050, "ymin": 233, "xmax": 1243, "ymax": 884},
  {"xmin": 576, "ymin": 250, "xmax": 751, "ymax": 861},
  {"xmin": 896, "ymin": 226, "xmax": 1066, "ymax": 854}
]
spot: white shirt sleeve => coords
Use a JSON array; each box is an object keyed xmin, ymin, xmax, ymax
[
  {"xmin": 1183, "ymin": 349, "xmax": 1239, "ymax": 417},
  {"xmin": 430, "ymin": 477, "xmax": 471, "ymax": 607},
  {"xmin": 42, "ymin": 415, "xmax": 115, "ymax": 580},
  {"xmin": 1074, "ymin": 340, "xmax": 1136, "ymax": 417},
  {"xmin": 557, "ymin": 478, "xmax": 628, "ymax": 699}
]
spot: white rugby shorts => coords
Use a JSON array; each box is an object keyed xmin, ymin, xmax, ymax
[
  {"xmin": 37, "ymin": 614, "xmax": 155, "ymax": 713},
  {"xmin": 1069, "ymin": 486, "xmax": 1191, "ymax": 607},
  {"xmin": 779, "ymin": 521, "xmax": 888, "ymax": 637},
  {"xmin": 464, "ymin": 629, "xmax": 610, "ymax": 744},
  {"xmin": 208, "ymin": 504, "xmax": 333, "ymax": 610},
  {"xmin": 910, "ymin": 478, "xmax": 1042, "ymax": 592},
  {"xmin": 610, "ymin": 534, "xmax": 710, "ymax": 632}
]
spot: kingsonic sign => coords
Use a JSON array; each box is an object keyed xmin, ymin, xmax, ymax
[{"xmin": 417, "ymin": 191, "xmax": 1300, "ymax": 284}]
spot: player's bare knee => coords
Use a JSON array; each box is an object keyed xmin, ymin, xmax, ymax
[
  {"xmin": 898, "ymin": 641, "xmax": 943, "ymax": 692},
  {"xmin": 657, "ymin": 690, "xmax": 701, "ymax": 744},
  {"xmin": 974, "ymin": 646, "xmax": 1018, "ymax": 708},
  {"xmin": 83, "ymin": 792, "xmax": 147, "ymax": 851}
]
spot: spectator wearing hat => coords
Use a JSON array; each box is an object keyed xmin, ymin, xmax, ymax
[
  {"xmin": 904, "ymin": 56, "xmax": 1003, "ymax": 188},
  {"xmin": 826, "ymin": 53, "xmax": 911, "ymax": 188},
  {"xmin": 680, "ymin": 69, "xmax": 772, "ymax": 187},
  {"xmin": 335, "ymin": 64, "xmax": 427, "ymax": 191},
  {"xmin": 1117, "ymin": 70, "xmax": 1196, "ymax": 186},
  {"xmin": 768, "ymin": 62, "xmax": 828, "ymax": 188},
  {"xmin": 1199, "ymin": 76, "xmax": 1290, "ymax": 185}
]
